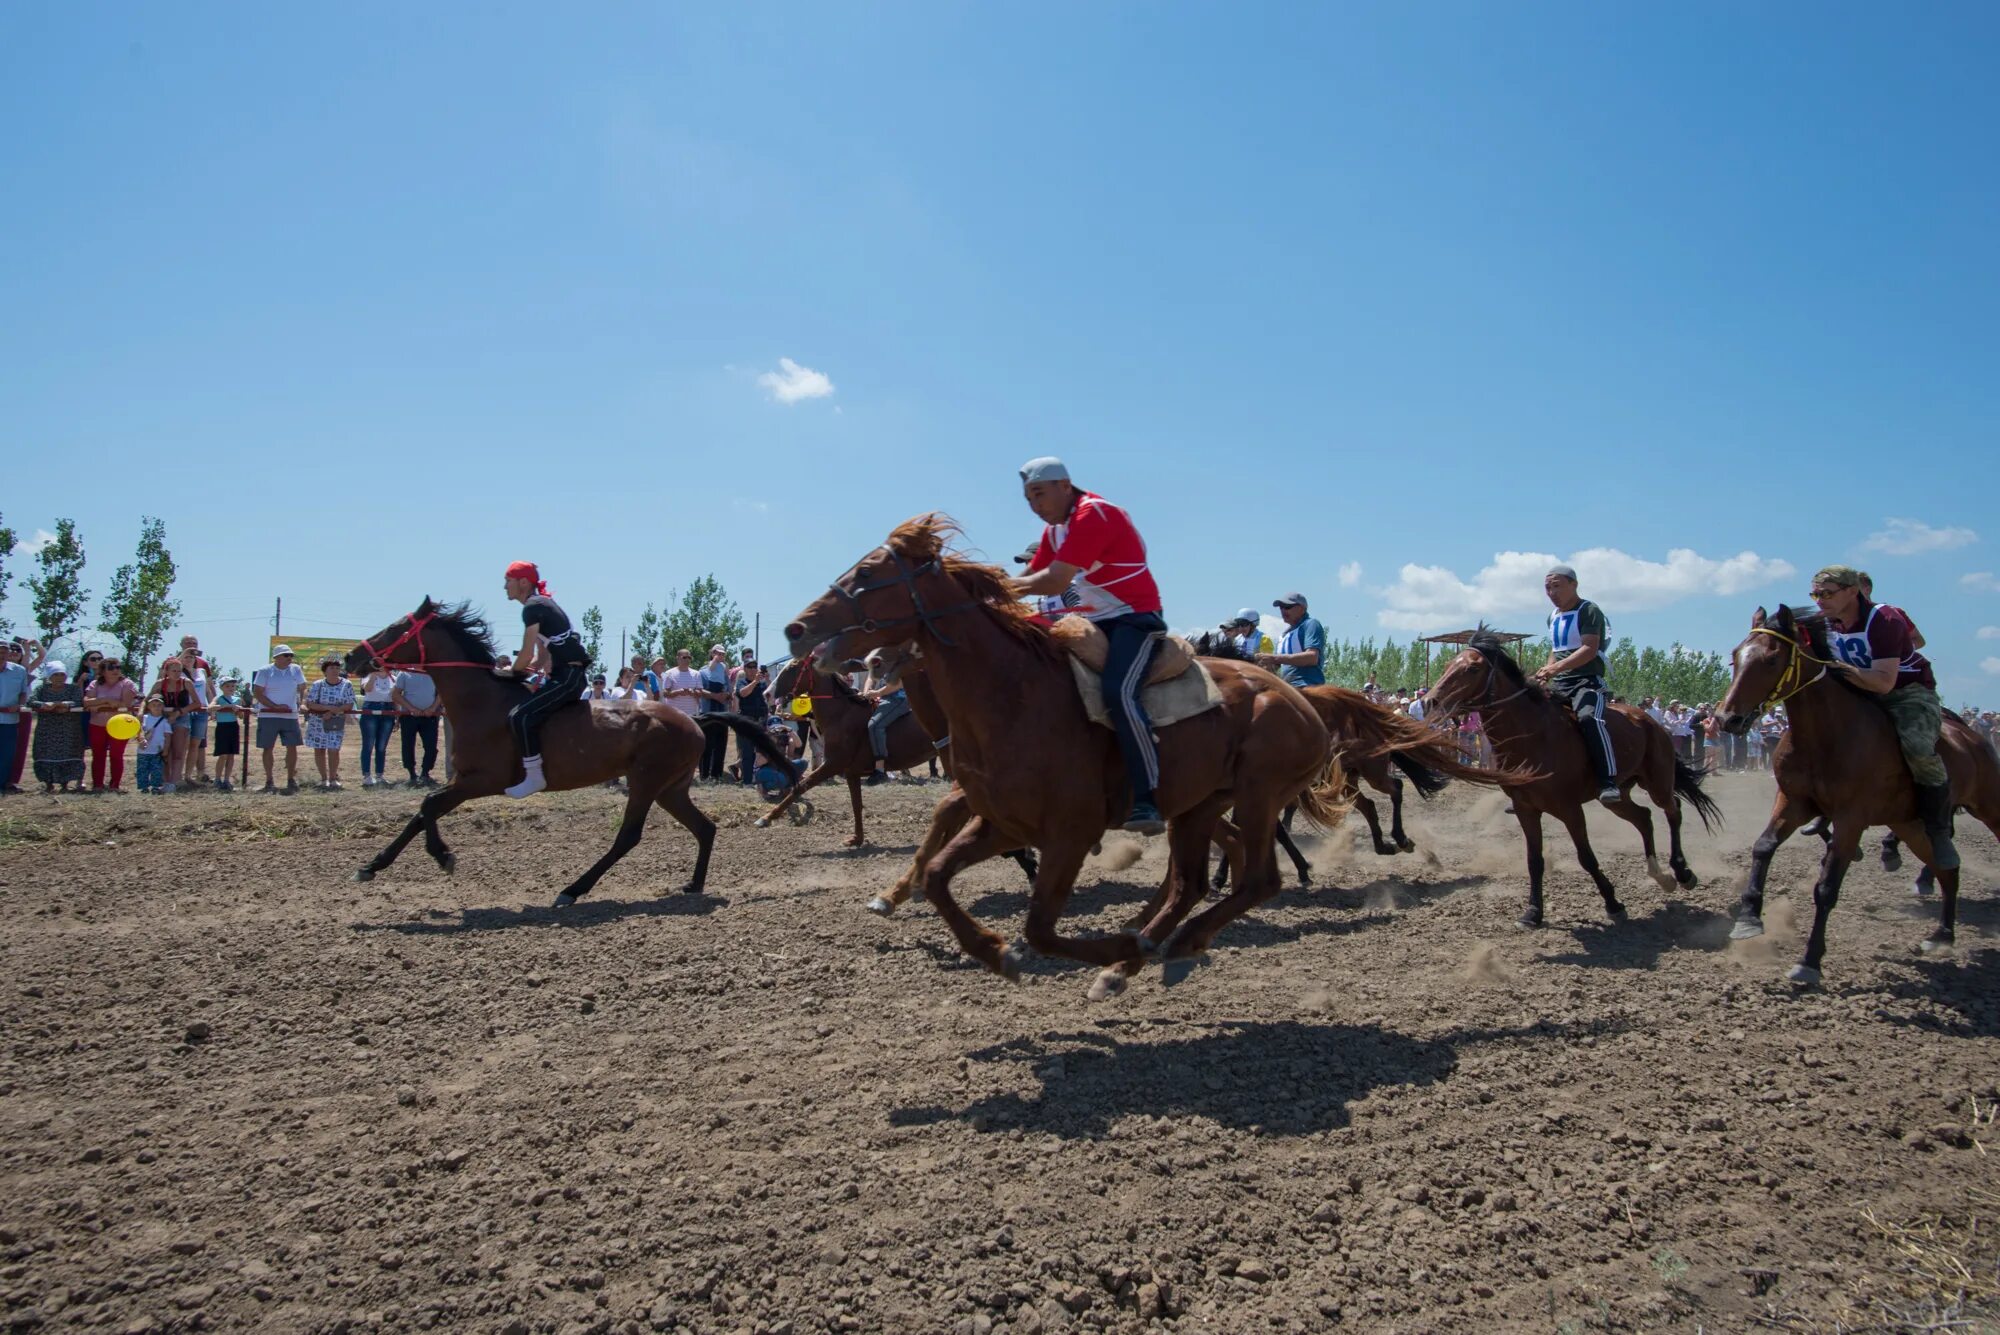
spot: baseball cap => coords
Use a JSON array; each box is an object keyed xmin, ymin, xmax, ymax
[
  {"xmin": 1230, "ymin": 607, "xmax": 1259, "ymax": 627},
  {"xmin": 1018, "ymin": 457, "xmax": 1070, "ymax": 484},
  {"xmin": 1272, "ymin": 592, "xmax": 1307, "ymax": 609},
  {"xmin": 1546, "ymin": 564, "xmax": 1577, "ymax": 581}
]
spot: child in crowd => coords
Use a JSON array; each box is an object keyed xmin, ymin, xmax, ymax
[
  {"xmin": 303, "ymin": 658, "xmax": 353, "ymax": 790},
  {"xmin": 136, "ymin": 697, "xmax": 171, "ymax": 793},
  {"xmin": 211, "ymin": 676, "xmax": 246, "ymax": 791}
]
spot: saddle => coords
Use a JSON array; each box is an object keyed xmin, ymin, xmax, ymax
[
  {"xmin": 1047, "ymin": 615, "xmax": 1197, "ymax": 685},
  {"xmin": 1047, "ymin": 616, "xmax": 1223, "ymax": 731}
]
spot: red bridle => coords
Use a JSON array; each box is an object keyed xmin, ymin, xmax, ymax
[{"xmin": 364, "ymin": 611, "xmax": 501, "ymax": 674}]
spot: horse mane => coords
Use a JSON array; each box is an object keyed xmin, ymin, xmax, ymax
[
  {"xmin": 1468, "ymin": 625, "xmax": 1545, "ymax": 702},
  {"xmin": 1189, "ymin": 629, "xmax": 1248, "ymax": 661},
  {"xmin": 885, "ymin": 514, "xmax": 1062, "ymax": 663},
  {"xmin": 424, "ymin": 599, "xmax": 500, "ymax": 663}
]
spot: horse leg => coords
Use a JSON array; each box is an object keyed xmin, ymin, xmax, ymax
[
  {"xmin": 755, "ymin": 760, "xmax": 831, "ymax": 829},
  {"xmin": 553, "ymin": 783, "xmax": 657, "ymax": 908},
  {"xmin": 1514, "ymin": 803, "xmax": 1547, "ymax": 928},
  {"xmin": 1208, "ymin": 817, "xmax": 1244, "ymax": 895},
  {"xmin": 1010, "ymin": 849, "xmax": 1039, "ymax": 883},
  {"xmin": 1889, "ymin": 819, "xmax": 1958, "ymax": 954},
  {"xmin": 876, "ymin": 789, "xmax": 969, "ymax": 916},
  {"xmin": 1660, "ymin": 782, "xmax": 1698, "ymax": 889},
  {"xmin": 1731, "ymin": 793, "xmax": 1813, "ymax": 940},
  {"xmin": 1160, "ymin": 794, "xmax": 1292, "ymax": 980},
  {"xmin": 1351, "ymin": 789, "xmax": 1393, "ymax": 856},
  {"xmin": 844, "ymin": 774, "xmax": 867, "ymax": 847},
  {"xmin": 1880, "ymin": 830, "xmax": 1903, "ymax": 873},
  {"xmin": 355, "ymin": 784, "xmax": 473, "ymax": 880},
  {"xmin": 1794, "ymin": 827, "xmax": 1862, "ymax": 985},
  {"xmin": 1274, "ymin": 818, "xmax": 1313, "ymax": 887},
  {"xmin": 653, "ymin": 779, "xmax": 718, "ymax": 894},
  {"xmin": 1098, "ymin": 809, "xmax": 1227, "ymax": 997},
  {"xmin": 1608, "ymin": 793, "xmax": 1673, "ymax": 893},
  {"xmin": 920, "ymin": 818, "xmax": 1024, "ymax": 978},
  {"xmin": 1017, "ymin": 838, "xmax": 1153, "ymax": 979},
  {"xmin": 1386, "ymin": 772, "xmax": 1415, "ymax": 852},
  {"xmin": 1553, "ymin": 805, "xmax": 1625, "ymax": 920}
]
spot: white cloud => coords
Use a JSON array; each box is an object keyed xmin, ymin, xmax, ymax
[
  {"xmin": 1338, "ymin": 561, "xmax": 1363, "ymax": 588},
  {"xmin": 1964, "ymin": 572, "xmax": 2000, "ymax": 593},
  {"xmin": 18, "ymin": 528, "xmax": 56, "ymax": 556},
  {"xmin": 757, "ymin": 357, "xmax": 835, "ymax": 404},
  {"xmin": 1860, "ymin": 517, "xmax": 1978, "ymax": 556},
  {"xmin": 1373, "ymin": 547, "xmax": 1797, "ymax": 632},
  {"xmin": 1983, "ymin": 657, "xmax": 2000, "ymax": 676}
]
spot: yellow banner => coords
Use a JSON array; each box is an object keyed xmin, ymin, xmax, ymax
[{"xmin": 269, "ymin": 635, "xmax": 362, "ymax": 668}]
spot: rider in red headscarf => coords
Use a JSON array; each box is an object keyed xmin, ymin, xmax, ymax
[{"xmin": 501, "ymin": 561, "xmax": 592, "ymax": 798}]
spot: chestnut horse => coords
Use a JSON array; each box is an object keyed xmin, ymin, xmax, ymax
[
  {"xmin": 345, "ymin": 600, "xmax": 795, "ymax": 906},
  {"xmin": 757, "ymin": 657, "xmax": 940, "ymax": 846},
  {"xmin": 1716, "ymin": 604, "xmax": 2000, "ymax": 984},
  {"xmin": 785, "ymin": 517, "xmax": 1344, "ymax": 999},
  {"xmin": 1427, "ymin": 629, "xmax": 1720, "ymax": 927}
]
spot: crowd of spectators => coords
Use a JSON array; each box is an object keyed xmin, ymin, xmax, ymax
[{"xmin": 4, "ymin": 624, "xmax": 1997, "ymax": 800}]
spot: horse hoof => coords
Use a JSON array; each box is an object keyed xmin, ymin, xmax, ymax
[
  {"xmin": 1729, "ymin": 918, "xmax": 1765, "ymax": 941},
  {"xmin": 1676, "ymin": 867, "xmax": 1701, "ymax": 890},
  {"xmin": 1087, "ymin": 970, "xmax": 1127, "ymax": 1002},
  {"xmin": 998, "ymin": 947, "xmax": 1024, "ymax": 983},
  {"xmin": 1160, "ymin": 954, "xmax": 1204, "ymax": 988},
  {"xmin": 680, "ymin": 884, "xmax": 703, "ymax": 896},
  {"xmin": 1786, "ymin": 964, "xmax": 1822, "ymax": 987},
  {"xmin": 754, "ymin": 817, "xmax": 771, "ymax": 829},
  {"xmin": 439, "ymin": 854, "xmax": 456, "ymax": 875},
  {"xmin": 1395, "ymin": 839, "xmax": 1417, "ymax": 853},
  {"xmin": 865, "ymin": 896, "xmax": 897, "ymax": 918},
  {"xmin": 553, "ymin": 892, "xmax": 577, "ymax": 909},
  {"xmin": 1129, "ymin": 932, "xmax": 1158, "ymax": 956},
  {"xmin": 1911, "ymin": 878, "xmax": 1934, "ymax": 900},
  {"xmin": 353, "ymin": 868, "xmax": 375, "ymax": 883},
  {"xmin": 1605, "ymin": 903, "xmax": 1628, "ymax": 921},
  {"xmin": 1917, "ymin": 934, "xmax": 1955, "ymax": 956},
  {"xmin": 1882, "ymin": 849, "xmax": 1903, "ymax": 873},
  {"xmin": 1297, "ymin": 875, "xmax": 1314, "ymax": 890},
  {"xmin": 1517, "ymin": 910, "xmax": 1544, "ymax": 930},
  {"xmin": 1372, "ymin": 845, "xmax": 1398, "ymax": 857}
]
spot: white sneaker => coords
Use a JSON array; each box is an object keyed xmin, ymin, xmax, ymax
[{"xmin": 505, "ymin": 756, "xmax": 547, "ymax": 799}]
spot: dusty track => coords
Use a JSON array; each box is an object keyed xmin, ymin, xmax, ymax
[{"xmin": 2, "ymin": 772, "xmax": 1996, "ymax": 1333}]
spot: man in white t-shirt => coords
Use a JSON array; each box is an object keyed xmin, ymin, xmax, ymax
[
  {"xmin": 1407, "ymin": 691, "xmax": 1427, "ymax": 722},
  {"xmin": 659, "ymin": 649, "xmax": 703, "ymax": 718},
  {"xmin": 252, "ymin": 645, "xmax": 308, "ymax": 794}
]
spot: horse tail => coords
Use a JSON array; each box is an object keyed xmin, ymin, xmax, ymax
[
  {"xmin": 1672, "ymin": 755, "xmax": 1724, "ymax": 834},
  {"xmin": 1292, "ymin": 753, "xmax": 1350, "ymax": 834},
  {"xmin": 1389, "ymin": 750, "xmax": 1451, "ymax": 800},
  {"xmin": 695, "ymin": 715, "xmax": 800, "ymax": 797}
]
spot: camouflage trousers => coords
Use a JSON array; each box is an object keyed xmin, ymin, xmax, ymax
[{"xmin": 1881, "ymin": 685, "xmax": 1947, "ymax": 787}]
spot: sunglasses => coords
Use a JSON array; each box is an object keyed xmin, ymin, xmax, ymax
[{"xmin": 1809, "ymin": 588, "xmax": 1842, "ymax": 600}]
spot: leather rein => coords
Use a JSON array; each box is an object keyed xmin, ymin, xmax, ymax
[
  {"xmin": 1746, "ymin": 625, "xmax": 1833, "ymax": 707},
  {"xmin": 364, "ymin": 611, "xmax": 505, "ymax": 675},
  {"xmin": 818, "ymin": 547, "xmax": 978, "ymax": 650}
]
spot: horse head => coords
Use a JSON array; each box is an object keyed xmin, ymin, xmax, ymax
[
  {"xmin": 863, "ymin": 644, "xmax": 923, "ymax": 693},
  {"xmin": 348, "ymin": 598, "xmax": 438, "ymax": 676},
  {"xmin": 786, "ymin": 514, "xmax": 1009, "ymax": 665},
  {"xmin": 1189, "ymin": 628, "xmax": 1248, "ymax": 661},
  {"xmin": 1718, "ymin": 604, "xmax": 1810, "ymax": 733}
]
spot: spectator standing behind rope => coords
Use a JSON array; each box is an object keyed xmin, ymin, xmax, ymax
[
  {"xmin": 177, "ymin": 642, "xmax": 211, "ymax": 785},
  {"xmin": 136, "ymin": 697, "xmax": 171, "ymax": 793},
  {"xmin": 211, "ymin": 675, "xmax": 247, "ymax": 792},
  {"xmin": 733, "ymin": 650, "xmax": 770, "ymax": 785},
  {"xmin": 28, "ymin": 662, "xmax": 86, "ymax": 792},
  {"xmin": 153, "ymin": 657, "xmax": 199, "ymax": 795},
  {"xmin": 303, "ymin": 658, "xmax": 354, "ymax": 790},
  {"xmin": 660, "ymin": 650, "xmax": 702, "ymax": 717},
  {"xmin": 391, "ymin": 667, "xmax": 442, "ymax": 787},
  {"xmin": 357, "ymin": 664, "xmax": 397, "ymax": 788},
  {"xmin": 84, "ymin": 658, "xmax": 139, "ymax": 792},
  {"xmin": 0, "ymin": 640, "xmax": 28, "ymax": 796},
  {"xmin": 696, "ymin": 644, "xmax": 734, "ymax": 782},
  {"xmin": 253, "ymin": 645, "xmax": 307, "ymax": 795}
]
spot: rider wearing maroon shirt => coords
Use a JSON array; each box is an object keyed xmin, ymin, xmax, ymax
[
  {"xmin": 1009, "ymin": 457, "xmax": 1169, "ymax": 835},
  {"xmin": 1811, "ymin": 564, "xmax": 1958, "ymax": 870}
]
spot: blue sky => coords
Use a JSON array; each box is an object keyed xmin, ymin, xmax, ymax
[{"xmin": 5, "ymin": 3, "xmax": 1997, "ymax": 699}]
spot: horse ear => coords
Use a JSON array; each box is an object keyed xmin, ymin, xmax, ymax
[
  {"xmin": 416, "ymin": 595, "xmax": 436, "ymax": 616},
  {"xmin": 1752, "ymin": 606, "xmax": 1766, "ymax": 628},
  {"xmin": 1774, "ymin": 603, "xmax": 1794, "ymax": 631}
]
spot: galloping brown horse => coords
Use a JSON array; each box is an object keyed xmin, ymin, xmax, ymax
[
  {"xmin": 785, "ymin": 517, "xmax": 1344, "ymax": 998},
  {"xmin": 1716, "ymin": 604, "xmax": 2000, "ymax": 983},
  {"xmin": 757, "ymin": 657, "xmax": 939, "ymax": 846},
  {"xmin": 345, "ymin": 600, "xmax": 795, "ymax": 906},
  {"xmin": 1427, "ymin": 629, "xmax": 1720, "ymax": 927}
]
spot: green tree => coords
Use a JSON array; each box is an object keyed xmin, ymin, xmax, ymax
[
  {"xmin": 661, "ymin": 575, "xmax": 747, "ymax": 660},
  {"xmin": 98, "ymin": 517, "xmax": 181, "ymax": 683},
  {"xmin": 26, "ymin": 517, "xmax": 88, "ymax": 645},
  {"xmin": 631, "ymin": 602, "xmax": 662, "ymax": 663},
  {"xmin": 578, "ymin": 605, "xmax": 604, "ymax": 669},
  {"xmin": 0, "ymin": 513, "xmax": 15, "ymax": 637}
]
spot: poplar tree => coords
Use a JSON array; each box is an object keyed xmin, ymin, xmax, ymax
[
  {"xmin": 99, "ymin": 517, "xmax": 181, "ymax": 683},
  {"xmin": 27, "ymin": 518, "xmax": 88, "ymax": 645}
]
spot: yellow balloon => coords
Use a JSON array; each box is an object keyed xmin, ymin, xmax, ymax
[
  {"xmin": 789, "ymin": 696, "xmax": 811, "ymax": 718},
  {"xmin": 106, "ymin": 712, "xmax": 140, "ymax": 741}
]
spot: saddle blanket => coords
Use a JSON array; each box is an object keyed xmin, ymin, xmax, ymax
[
  {"xmin": 1048, "ymin": 615, "xmax": 1197, "ymax": 685},
  {"xmin": 1068, "ymin": 656, "xmax": 1225, "ymax": 731}
]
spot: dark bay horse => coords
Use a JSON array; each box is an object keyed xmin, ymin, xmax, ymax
[
  {"xmin": 757, "ymin": 657, "xmax": 940, "ymax": 846},
  {"xmin": 1427, "ymin": 630, "xmax": 1720, "ymax": 928},
  {"xmin": 346, "ymin": 600, "xmax": 795, "ymax": 907},
  {"xmin": 1716, "ymin": 604, "xmax": 2000, "ymax": 984},
  {"xmin": 785, "ymin": 516, "xmax": 1344, "ymax": 999}
]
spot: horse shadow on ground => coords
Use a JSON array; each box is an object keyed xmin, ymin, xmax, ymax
[
  {"xmin": 351, "ymin": 892, "xmax": 726, "ymax": 937},
  {"xmin": 804, "ymin": 843, "xmax": 918, "ymax": 860},
  {"xmin": 963, "ymin": 875, "xmax": 1484, "ymax": 944},
  {"xmin": 1540, "ymin": 900, "xmax": 1733, "ymax": 971},
  {"xmin": 888, "ymin": 1016, "xmax": 1626, "ymax": 1140},
  {"xmin": 1872, "ymin": 944, "xmax": 2000, "ymax": 1039}
]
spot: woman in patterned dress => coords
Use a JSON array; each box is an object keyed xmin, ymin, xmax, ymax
[
  {"xmin": 29, "ymin": 662, "xmax": 87, "ymax": 791},
  {"xmin": 303, "ymin": 658, "xmax": 355, "ymax": 790}
]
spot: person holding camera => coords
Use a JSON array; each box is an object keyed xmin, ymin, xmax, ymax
[{"xmin": 733, "ymin": 649, "xmax": 770, "ymax": 784}]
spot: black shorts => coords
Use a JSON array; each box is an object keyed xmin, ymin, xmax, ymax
[{"xmin": 213, "ymin": 721, "xmax": 242, "ymax": 757}]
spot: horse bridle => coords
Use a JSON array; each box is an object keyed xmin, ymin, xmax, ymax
[
  {"xmin": 818, "ymin": 547, "xmax": 977, "ymax": 650},
  {"xmin": 364, "ymin": 611, "xmax": 499, "ymax": 675},
  {"xmin": 1433, "ymin": 654, "xmax": 1534, "ymax": 722},
  {"xmin": 1745, "ymin": 625, "xmax": 1832, "ymax": 707}
]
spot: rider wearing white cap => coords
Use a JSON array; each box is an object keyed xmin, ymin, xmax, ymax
[
  {"xmin": 1535, "ymin": 563, "xmax": 1620, "ymax": 806},
  {"xmin": 1010, "ymin": 457, "xmax": 1169, "ymax": 835}
]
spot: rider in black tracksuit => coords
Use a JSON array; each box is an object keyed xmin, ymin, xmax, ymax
[{"xmin": 502, "ymin": 560, "xmax": 591, "ymax": 798}]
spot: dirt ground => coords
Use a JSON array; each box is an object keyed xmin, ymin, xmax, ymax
[{"xmin": 2, "ymin": 769, "xmax": 1996, "ymax": 1334}]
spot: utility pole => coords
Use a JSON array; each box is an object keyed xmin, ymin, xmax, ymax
[
  {"xmin": 274, "ymin": 597, "xmax": 282, "ymax": 643},
  {"xmin": 619, "ymin": 627, "xmax": 626, "ymax": 665},
  {"xmin": 754, "ymin": 613, "xmax": 760, "ymax": 664}
]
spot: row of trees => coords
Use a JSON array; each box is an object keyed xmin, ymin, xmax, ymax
[
  {"xmin": 1314, "ymin": 632, "xmax": 1731, "ymax": 704},
  {"xmin": 0, "ymin": 512, "xmax": 182, "ymax": 680},
  {"xmin": 572, "ymin": 575, "xmax": 748, "ymax": 670}
]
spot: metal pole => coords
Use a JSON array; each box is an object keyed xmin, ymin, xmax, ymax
[{"xmin": 754, "ymin": 612, "xmax": 760, "ymax": 663}]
